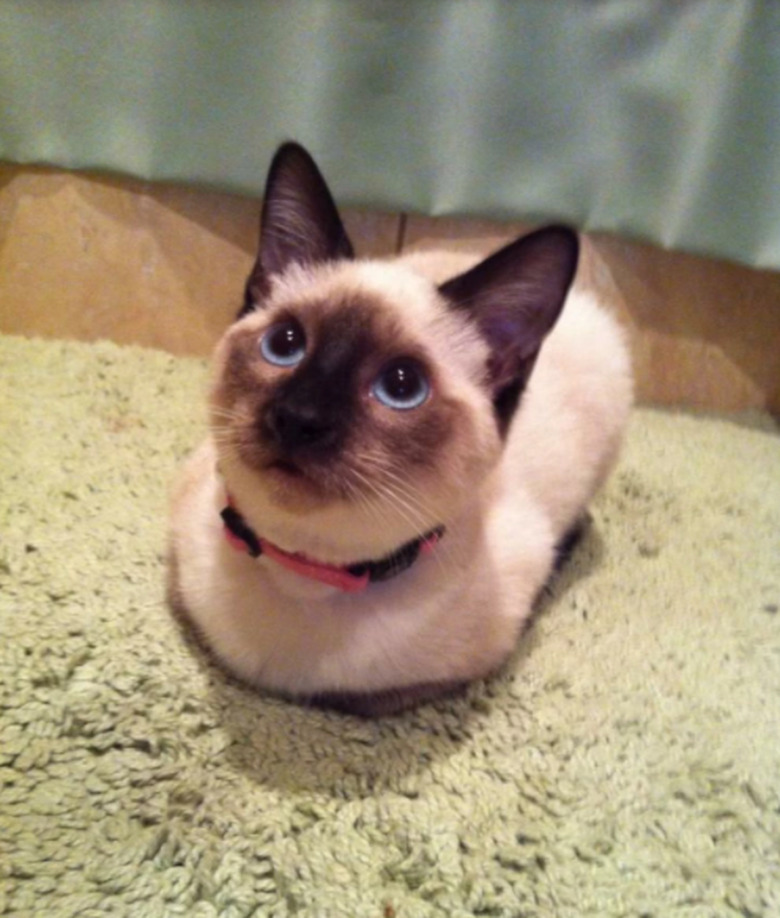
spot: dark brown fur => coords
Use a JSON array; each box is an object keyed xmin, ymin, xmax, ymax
[
  {"xmin": 308, "ymin": 680, "xmax": 469, "ymax": 717},
  {"xmin": 212, "ymin": 295, "xmax": 460, "ymax": 505}
]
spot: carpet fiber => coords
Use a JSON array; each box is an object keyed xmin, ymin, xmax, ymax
[{"xmin": 1, "ymin": 334, "xmax": 779, "ymax": 918}]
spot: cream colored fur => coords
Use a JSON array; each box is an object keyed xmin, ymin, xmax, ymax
[{"xmin": 169, "ymin": 250, "xmax": 632, "ymax": 699}]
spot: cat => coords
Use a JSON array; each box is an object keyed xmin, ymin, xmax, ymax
[{"xmin": 168, "ymin": 142, "xmax": 633, "ymax": 716}]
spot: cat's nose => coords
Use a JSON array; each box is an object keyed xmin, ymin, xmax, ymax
[{"xmin": 262, "ymin": 402, "xmax": 338, "ymax": 453}]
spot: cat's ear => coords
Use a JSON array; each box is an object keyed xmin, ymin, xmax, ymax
[
  {"xmin": 439, "ymin": 225, "xmax": 579, "ymax": 429},
  {"xmin": 240, "ymin": 142, "xmax": 354, "ymax": 316}
]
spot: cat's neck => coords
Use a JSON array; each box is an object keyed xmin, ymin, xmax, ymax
[
  {"xmin": 213, "ymin": 452, "xmax": 459, "ymax": 567},
  {"xmin": 213, "ymin": 448, "xmax": 475, "ymax": 567},
  {"xmin": 220, "ymin": 488, "xmax": 445, "ymax": 593}
]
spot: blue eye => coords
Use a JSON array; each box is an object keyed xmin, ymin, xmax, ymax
[
  {"xmin": 372, "ymin": 359, "xmax": 430, "ymax": 410},
  {"xmin": 260, "ymin": 320, "xmax": 306, "ymax": 367}
]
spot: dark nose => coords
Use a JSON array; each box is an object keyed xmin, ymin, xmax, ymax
[{"xmin": 262, "ymin": 401, "xmax": 339, "ymax": 453}]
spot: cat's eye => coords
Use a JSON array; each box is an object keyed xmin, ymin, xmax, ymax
[
  {"xmin": 372, "ymin": 359, "xmax": 430, "ymax": 411},
  {"xmin": 259, "ymin": 320, "xmax": 307, "ymax": 367}
]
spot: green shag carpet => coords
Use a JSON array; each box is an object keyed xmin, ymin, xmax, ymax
[{"xmin": 1, "ymin": 334, "xmax": 779, "ymax": 918}]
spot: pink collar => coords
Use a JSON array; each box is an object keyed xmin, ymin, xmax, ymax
[{"xmin": 220, "ymin": 493, "xmax": 443, "ymax": 593}]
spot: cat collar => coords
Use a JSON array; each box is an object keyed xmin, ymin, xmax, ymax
[{"xmin": 220, "ymin": 494, "xmax": 444, "ymax": 593}]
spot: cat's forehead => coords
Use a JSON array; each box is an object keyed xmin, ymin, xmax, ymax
[
  {"xmin": 260, "ymin": 259, "xmax": 486, "ymax": 369},
  {"xmin": 272, "ymin": 260, "xmax": 434, "ymax": 319},
  {"xmin": 273, "ymin": 283, "xmax": 407, "ymax": 352}
]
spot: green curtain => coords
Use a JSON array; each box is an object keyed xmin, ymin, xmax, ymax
[{"xmin": 2, "ymin": 0, "xmax": 778, "ymax": 270}]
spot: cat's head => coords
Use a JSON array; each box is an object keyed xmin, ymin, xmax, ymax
[{"xmin": 210, "ymin": 143, "xmax": 578, "ymax": 558}]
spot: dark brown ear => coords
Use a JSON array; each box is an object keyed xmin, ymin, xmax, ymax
[
  {"xmin": 439, "ymin": 225, "xmax": 579, "ymax": 431},
  {"xmin": 239, "ymin": 142, "xmax": 354, "ymax": 317}
]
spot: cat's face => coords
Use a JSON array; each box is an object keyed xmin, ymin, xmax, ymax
[
  {"xmin": 208, "ymin": 142, "xmax": 577, "ymax": 552},
  {"xmin": 211, "ymin": 260, "xmax": 500, "ymax": 531}
]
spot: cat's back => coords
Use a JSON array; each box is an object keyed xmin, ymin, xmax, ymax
[
  {"xmin": 506, "ymin": 286, "xmax": 632, "ymax": 534},
  {"xmin": 398, "ymin": 245, "xmax": 632, "ymax": 437},
  {"xmin": 400, "ymin": 245, "xmax": 632, "ymax": 535}
]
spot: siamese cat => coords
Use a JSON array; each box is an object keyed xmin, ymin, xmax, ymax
[{"xmin": 168, "ymin": 142, "xmax": 632, "ymax": 716}]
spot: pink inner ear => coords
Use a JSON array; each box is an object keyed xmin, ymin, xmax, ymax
[
  {"xmin": 438, "ymin": 225, "xmax": 578, "ymax": 381},
  {"xmin": 259, "ymin": 142, "xmax": 354, "ymax": 278}
]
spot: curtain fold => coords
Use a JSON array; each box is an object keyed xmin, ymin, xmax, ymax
[{"xmin": 1, "ymin": 0, "xmax": 778, "ymax": 270}]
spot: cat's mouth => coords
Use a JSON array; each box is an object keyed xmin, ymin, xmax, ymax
[
  {"xmin": 260, "ymin": 454, "xmax": 356, "ymax": 505},
  {"xmin": 224, "ymin": 434, "xmax": 356, "ymax": 504},
  {"xmin": 264, "ymin": 456, "xmax": 336, "ymax": 497}
]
